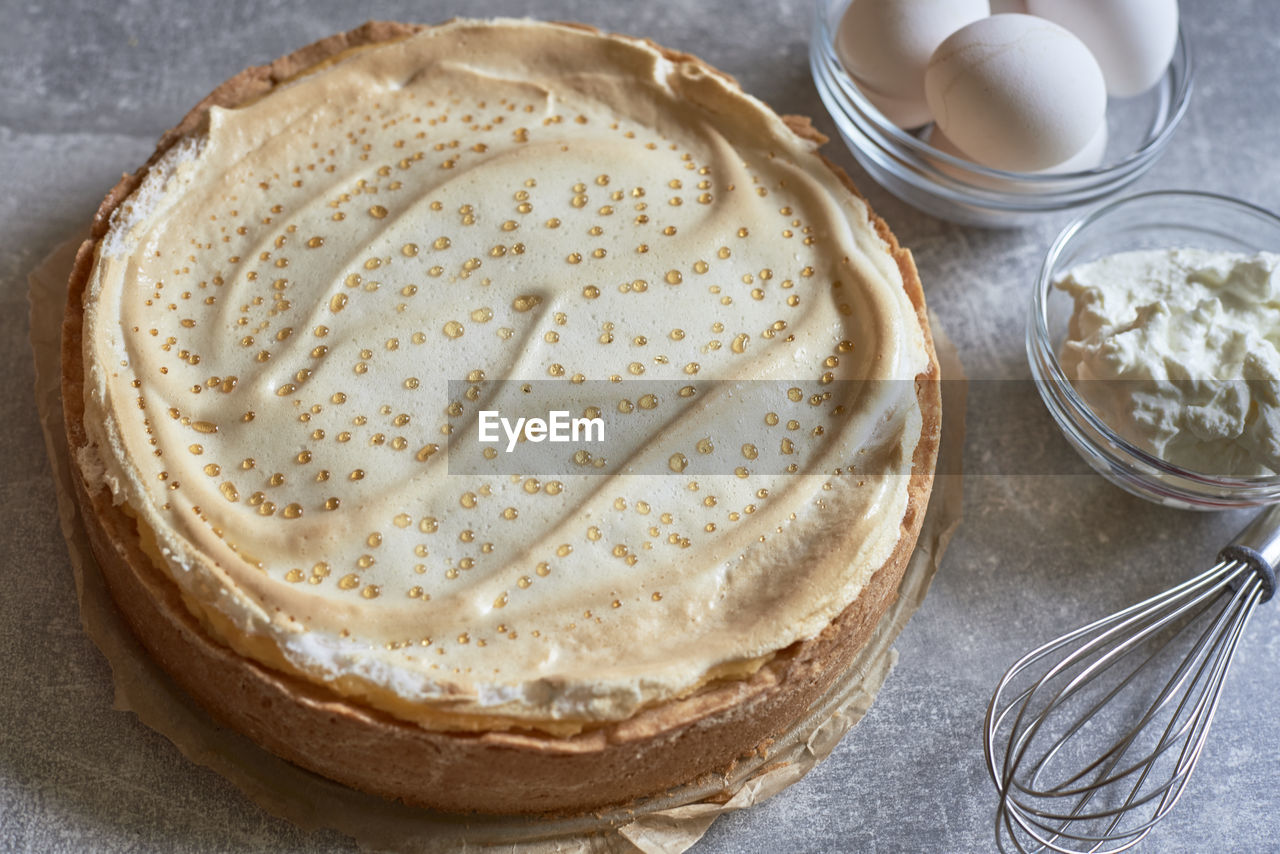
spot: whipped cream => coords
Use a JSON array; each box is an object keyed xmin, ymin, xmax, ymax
[{"xmin": 1058, "ymin": 248, "xmax": 1280, "ymax": 476}]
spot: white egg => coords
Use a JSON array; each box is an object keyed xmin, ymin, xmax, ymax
[
  {"xmin": 925, "ymin": 14, "xmax": 1106, "ymax": 172},
  {"xmin": 835, "ymin": 0, "xmax": 988, "ymax": 128},
  {"xmin": 1028, "ymin": 0, "xmax": 1178, "ymax": 97},
  {"xmin": 852, "ymin": 78, "xmax": 934, "ymax": 129},
  {"xmin": 929, "ymin": 122, "xmax": 1108, "ymax": 183},
  {"xmin": 1039, "ymin": 122, "xmax": 1109, "ymax": 173}
]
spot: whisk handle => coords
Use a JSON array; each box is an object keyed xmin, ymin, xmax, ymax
[{"xmin": 1220, "ymin": 503, "xmax": 1280, "ymax": 603}]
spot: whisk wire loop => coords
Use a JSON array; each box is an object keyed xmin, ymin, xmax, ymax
[{"xmin": 985, "ymin": 549, "xmax": 1269, "ymax": 854}]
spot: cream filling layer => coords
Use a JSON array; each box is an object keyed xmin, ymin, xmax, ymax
[{"xmin": 80, "ymin": 19, "xmax": 930, "ymax": 728}]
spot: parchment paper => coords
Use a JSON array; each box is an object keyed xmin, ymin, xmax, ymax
[{"xmin": 30, "ymin": 233, "xmax": 964, "ymax": 854}]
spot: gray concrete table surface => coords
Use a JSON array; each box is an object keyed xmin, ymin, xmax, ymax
[{"xmin": 3, "ymin": 1, "xmax": 1278, "ymax": 851}]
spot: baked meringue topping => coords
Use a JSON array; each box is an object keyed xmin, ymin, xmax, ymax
[{"xmin": 78, "ymin": 19, "xmax": 930, "ymax": 732}]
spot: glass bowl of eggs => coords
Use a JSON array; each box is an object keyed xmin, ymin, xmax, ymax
[
  {"xmin": 810, "ymin": 0, "xmax": 1194, "ymax": 228},
  {"xmin": 1028, "ymin": 190, "xmax": 1280, "ymax": 509}
]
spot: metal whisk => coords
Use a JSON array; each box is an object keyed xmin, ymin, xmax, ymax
[{"xmin": 984, "ymin": 504, "xmax": 1280, "ymax": 853}]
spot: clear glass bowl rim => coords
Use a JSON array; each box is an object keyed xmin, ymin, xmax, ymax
[
  {"xmin": 1028, "ymin": 189, "xmax": 1280, "ymax": 502},
  {"xmin": 811, "ymin": 0, "xmax": 1196, "ymax": 206}
]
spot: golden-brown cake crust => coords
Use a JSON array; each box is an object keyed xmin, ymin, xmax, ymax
[{"xmin": 62, "ymin": 20, "xmax": 940, "ymax": 814}]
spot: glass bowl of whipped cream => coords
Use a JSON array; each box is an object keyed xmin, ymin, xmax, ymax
[
  {"xmin": 1030, "ymin": 190, "xmax": 1280, "ymax": 509},
  {"xmin": 810, "ymin": 0, "xmax": 1194, "ymax": 228}
]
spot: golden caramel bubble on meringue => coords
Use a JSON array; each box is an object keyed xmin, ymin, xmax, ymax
[{"xmin": 79, "ymin": 18, "xmax": 929, "ymax": 731}]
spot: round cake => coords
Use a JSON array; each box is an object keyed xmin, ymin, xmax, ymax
[{"xmin": 62, "ymin": 18, "xmax": 940, "ymax": 813}]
